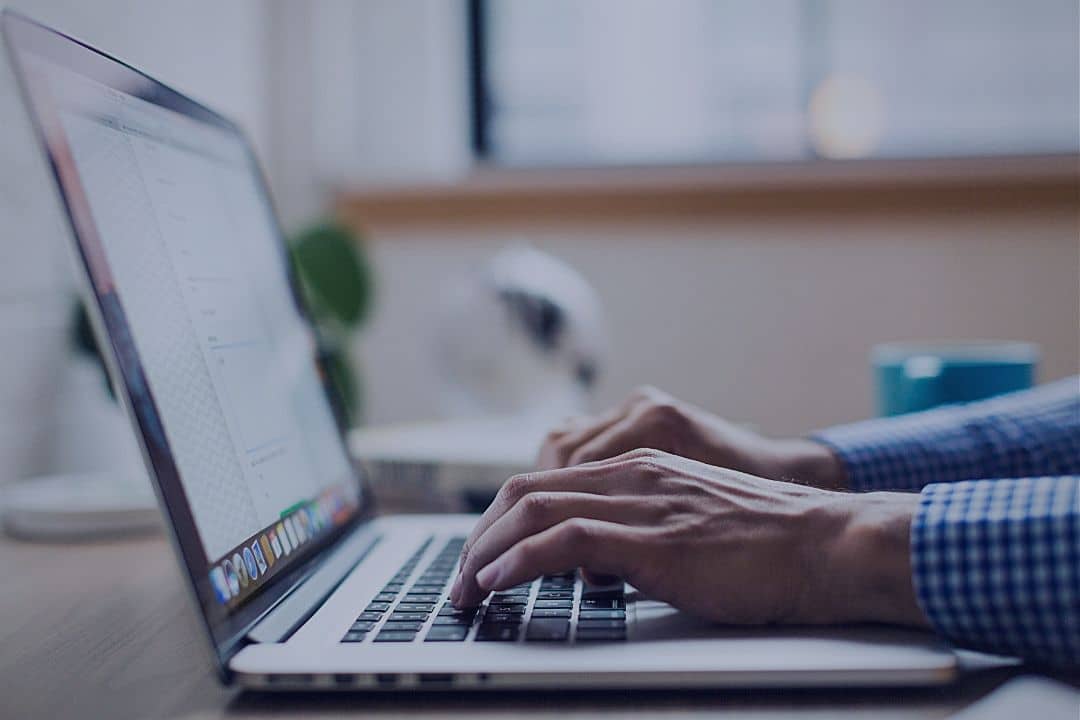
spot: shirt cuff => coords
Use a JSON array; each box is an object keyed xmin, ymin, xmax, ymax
[
  {"xmin": 811, "ymin": 412, "xmax": 982, "ymax": 493},
  {"xmin": 910, "ymin": 477, "xmax": 1080, "ymax": 666}
]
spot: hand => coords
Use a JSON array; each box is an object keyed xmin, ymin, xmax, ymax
[
  {"xmin": 450, "ymin": 449, "xmax": 928, "ymax": 628},
  {"xmin": 538, "ymin": 387, "xmax": 848, "ymax": 490}
]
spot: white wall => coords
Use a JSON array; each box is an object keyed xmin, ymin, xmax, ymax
[{"xmin": 354, "ymin": 204, "xmax": 1079, "ymax": 437}]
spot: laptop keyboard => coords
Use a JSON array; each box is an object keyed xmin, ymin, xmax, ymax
[{"xmin": 340, "ymin": 536, "xmax": 627, "ymax": 644}]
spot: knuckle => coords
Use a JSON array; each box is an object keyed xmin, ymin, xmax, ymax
[
  {"xmin": 632, "ymin": 449, "xmax": 665, "ymax": 467},
  {"xmin": 558, "ymin": 517, "xmax": 593, "ymax": 545},
  {"xmin": 624, "ymin": 447, "xmax": 661, "ymax": 461},
  {"xmin": 567, "ymin": 447, "xmax": 596, "ymax": 466},
  {"xmin": 642, "ymin": 399, "xmax": 688, "ymax": 428},
  {"xmin": 517, "ymin": 491, "xmax": 554, "ymax": 522},
  {"xmin": 502, "ymin": 472, "xmax": 535, "ymax": 500},
  {"xmin": 543, "ymin": 427, "xmax": 569, "ymax": 444},
  {"xmin": 633, "ymin": 456, "xmax": 671, "ymax": 483}
]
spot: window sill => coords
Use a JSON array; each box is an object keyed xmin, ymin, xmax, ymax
[{"xmin": 336, "ymin": 154, "xmax": 1078, "ymax": 227}]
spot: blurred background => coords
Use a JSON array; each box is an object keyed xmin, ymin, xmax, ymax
[{"xmin": 1, "ymin": 0, "xmax": 1078, "ymax": 490}]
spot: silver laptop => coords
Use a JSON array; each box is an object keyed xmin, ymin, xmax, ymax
[{"xmin": 2, "ymin": 10, "xmax": 956, "ymax": 691}]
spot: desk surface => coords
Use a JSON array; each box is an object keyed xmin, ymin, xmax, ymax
[{"xmin": 0, "ymin": 532, "xmax": 1073, "ymax": 720}]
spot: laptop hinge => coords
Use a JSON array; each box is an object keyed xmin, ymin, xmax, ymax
[{"xmin": 245, "ymin": 524, "xmax": 382, "ymax": 644}]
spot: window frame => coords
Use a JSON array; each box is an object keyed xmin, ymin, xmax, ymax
[{"xmin": 467, "ymin": 0, "xmax": 1079, "ymax": 172}]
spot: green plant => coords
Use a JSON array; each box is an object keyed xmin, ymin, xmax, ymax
[
  {"xmin": 70, "ymin": 218, "xmax": 374, "ymax": 426},
  {"xmin": 288, "ymin": 220, "xmax": 374, "ymax": 425}
]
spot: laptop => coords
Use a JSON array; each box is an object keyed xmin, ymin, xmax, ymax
[{"xmin": 1, "ymin": 10, "xmax": 957, "ymax": 690}]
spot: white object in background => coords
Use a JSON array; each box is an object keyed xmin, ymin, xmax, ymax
[
  {"xmin": 433, "ymin": 243, "xmax": 609, "ymax": 422},
  {"xmin": 2, "ymin": 471, "xmax": 159, "ymax": 541},
  {"xmin": 43, "ymin": 356, "xmax": 146, "ymax": 476},
  {"xmin": 0, "ymin": 17, "xmax": 76, "ymax": 486},
  {"xmin": 349, "ymin": 416, "xmax": 544, "ymax": 512}
]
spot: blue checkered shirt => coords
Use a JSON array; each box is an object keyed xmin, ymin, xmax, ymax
[{"xmin": 814, "ymin": 377, "xmax": 1080, "ymax": 667}]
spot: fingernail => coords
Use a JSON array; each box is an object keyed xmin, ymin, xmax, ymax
[
  {"xmin": 476, "ymin": 562, "xmax": 501, "ymax": 591},
  {"xmin": 449, "ymin": 574, "xmax": 461, "ymax": 602}
]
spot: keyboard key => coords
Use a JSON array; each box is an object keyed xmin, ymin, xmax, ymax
[
  {"xmin": 525, "ymin": 618, "xmax": 570, "ymax": 641},
  {"xmin": 408, "ymin": 583, "xmax": 445, "ymax": 592},
  {"xmin": 397, "ymin": 603, "xmax": 436, "ymax": 613},
  {"xmin": 403, "ymin": 593, "xmax": 442, "ymax": 603},
  {"xmin": 433, "ymin": 614, "xmax": 475, "ymax": 626},
  {"xmin": 494, "ymin": 587, "xmax": 531, "ymax": 597},
  {"xmin": 356, "ymin": 611, "xmax": 384, "ymax": 621},
  {"xmin": 382, "ymin": 582, "xmax": 405, "ymax": 591},
  {"xmin": 491, "ymin": 595, "xmax": 528, "ymax": 605},
  {"xmin": 438, "ymin": 604, "xmax": 478, "ymax": 617},
  {"xmin": 577, "ymin": 609, "xmax": 625, "ymax": 620},
  {"xmin": 425, "ymin": 625, "xmax": 469, "ymax": 642},
  {"xmin": 536, "ymin": 591, "xmax": 574, "ymax": 600},
  {"xmin": 481, "ymin": 613, "xmax": 523, "ymax": 625},
  {"xmin": 388, "ymin": 611, "xmax": 428, "ymax": 622},
  {"xmin": 374, "ymin": 631, "xmax": 417, "ymax": 642},
  {"xmin": 486, "ymin": 604, "xmax": 526, "ymax": 615},
  {"xmin": 530, "ymin": 608, "xmax": 572, "ymax": 619},
  {"xmin": 581, "ymin": 598, "xmax": 625, "ymax": 610},
  {"xmin": 341, "ymin": 630, "xmax": 368, "ymax": 642},
  {"xmin": 533, "ymin": 599, "xmax": 573, "ymax": 609},
  {"xmin": 365, "ymin": 602, "xmax": 391, "ymax": 613},
  {"xmin": 381, "ymin": 621, "xmax": 424, "ymax": 632},
  {"xmin": 575, "ymin": 619, "xmax": 625, "ymax": 630},
  {"xmin": 372, "ymin": 592, "xmax": 398, "ymax": 603},
  {"xmin": 349, "ymin": 620, "xmax": 377, "ymax": 633},
  {"xmin": 476, "ymin": 625, "xmax": 519, "ymax": 641},
  {"xmin": 576, "ymin": 627, "xmax": 626, "ymax": 642}
]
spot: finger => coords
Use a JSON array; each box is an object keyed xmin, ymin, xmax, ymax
[
  {"xmin": 456, "ymin": 451, "xmax": 662, "ymax": 586},
  {"xmin": 474, "ymin": 518, "xmax": 643, "ymax": 595},
  {"xmin": 537, "ymin": 405, "xmax": 627, "ymax": 470},
  {"xmin": 454, "ymin": 492, "xmax": 659, "ymax": 607},
  {"xmin": 566, "ymin": 411, "xmax": 649, "ymax": 466},
  {"xmin": 581, "ymin": 570, "xmax": 622, "ymax": 586}
]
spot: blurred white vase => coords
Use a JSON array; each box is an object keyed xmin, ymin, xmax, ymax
[
  {"xmin": 433, "ymin": 243, "xmax": 609, "ymax": 424},
  {"xmin": 0, "ymin": 304, "xmax": 68, "ymax": 486}
]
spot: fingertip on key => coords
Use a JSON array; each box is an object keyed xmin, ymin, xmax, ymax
[
  {"xmin": 449, "ymin": 573, "xmax": 461, "ymax": 603},
  {"xmin": 476, "ymin": 561, "xmax": 500, "ymax": 591}
]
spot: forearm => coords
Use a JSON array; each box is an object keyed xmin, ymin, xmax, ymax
[{"xmin": 811, "ymin": 376, "xmax": 1080, "ymax": 492}]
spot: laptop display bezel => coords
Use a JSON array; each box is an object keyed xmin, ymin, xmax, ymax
[{"xmin": 1, "ymin": 10, "xmax": 374, "ymax": 679}]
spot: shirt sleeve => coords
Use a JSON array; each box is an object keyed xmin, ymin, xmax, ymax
[
  {"xmin": 911, "ymin": 476, "xmax": 1079, "ymax": 667},
  {"xmin": 812, "ymin": 376, "xmax": 1080, "ymax": 492}
]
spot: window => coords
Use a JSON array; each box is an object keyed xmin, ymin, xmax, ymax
[{"xmin": 472, "ymin": 0, "xmax": 1080, "ymax": 167}]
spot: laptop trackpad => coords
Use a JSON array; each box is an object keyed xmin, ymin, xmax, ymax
[{"xmin": 632, "ymin": 598, "xmax": 949, "ymax": 650}]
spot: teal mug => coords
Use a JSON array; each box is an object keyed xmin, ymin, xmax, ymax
[{"xmin": 872, "ymin": 341, "xmax": 1039, "ymax": 417}]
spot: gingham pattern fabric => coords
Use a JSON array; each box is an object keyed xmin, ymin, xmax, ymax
[
  {"xmin": 814, "ymin": 377, "xmax": 1080, "ymax": 666},
  {"xmin": 814, "ymin": 376, "xmax": 1080, "ymax": 493},
  {"xmin": 913, "ymin": 477, "xmax": 1079, "ymax": 666}
]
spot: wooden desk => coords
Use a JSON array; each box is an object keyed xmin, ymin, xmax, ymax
[{"xmin": 0, "ymin": 532, "xmax": 1072, "ymax": 719}]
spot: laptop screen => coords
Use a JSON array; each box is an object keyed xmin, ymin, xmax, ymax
[{"xmin": 3, "ymin": 12, "xmax": 364, "ymax": 657}]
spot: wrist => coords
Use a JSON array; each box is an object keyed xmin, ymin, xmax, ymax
[
  {"xmin": 770, "ymin": 439, "xmax": 848, "ymax": 490},
  {"xmin": 814, "ymin": 492, "xmax": 929, "ymax": 627}
]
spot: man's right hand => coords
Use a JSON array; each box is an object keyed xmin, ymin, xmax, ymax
[{"xmin": 538, "ymin": 386, "xmax": 848, "ymax": 490}]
